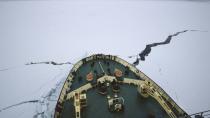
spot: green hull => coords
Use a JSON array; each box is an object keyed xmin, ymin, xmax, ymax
[{"xmin": 54, "ymin": 54, "xmax": 189, "ymax": 118}]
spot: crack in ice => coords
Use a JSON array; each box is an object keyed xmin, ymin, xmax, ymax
[{"xmin": 131, "ymin": 30, "xmax": 207, "ymax": 66}]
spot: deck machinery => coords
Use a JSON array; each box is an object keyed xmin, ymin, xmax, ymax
[{"xmin": 54, "ymin": 54, "xmax": 190, "ymax": 118}]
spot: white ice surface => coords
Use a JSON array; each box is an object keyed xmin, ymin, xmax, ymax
[{"xmin": 0, "ymin": 1, "xmax": 210, "ymax": 118}]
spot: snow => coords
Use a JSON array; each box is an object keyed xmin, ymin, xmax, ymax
[{"xmin": 0, "ymin": 0, "xmax": 210, "ymax": 117}]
